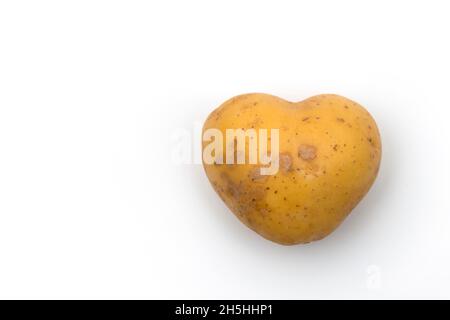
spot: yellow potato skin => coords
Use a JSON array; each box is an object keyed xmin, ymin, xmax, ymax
[{"xmin": 202, "ymin": 93, "xmax": 381, "ymax": 245}]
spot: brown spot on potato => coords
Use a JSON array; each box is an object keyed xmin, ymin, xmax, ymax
[
  {"xmin": 259, "ymin": 208, "xmax": 269, "ymax": 217},
  {"xmin": 223, "ymin": 172, "xmax": 267, "ymax": 216},
  {"xmin": 298, "ymin": 145, "xmax": 317, "ymax": 160},
  {"xmin": 279, "ymin": 152, "xmax": 293, "ymax": 173},
  {"xmin": 248, "ymin": 167, "xmax": 268, "ymax": 182},
  {"xmin": 337, "ymin": 117, "xmax": 345, "ymax": 122},
  {"xmin": 224, "ymin": 179, "xmax": 240, "ymax": 199}
]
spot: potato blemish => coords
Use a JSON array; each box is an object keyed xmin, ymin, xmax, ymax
[
  {"xmin": 279, "ymin": 152, "xmax": 293, "ymax": 173},
  {"xmin": 298, "ymin": 144, "xmax": 317, "ymax": 161}
]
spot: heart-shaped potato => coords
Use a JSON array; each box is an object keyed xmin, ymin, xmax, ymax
[{"xmin": 202, "ymin": 93, "xmax": 381, "ymax": 245}]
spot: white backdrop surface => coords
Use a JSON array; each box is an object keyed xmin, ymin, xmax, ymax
[{"xmin": 0, "ymin": 1, "xmax": 449, "ymax": 299}]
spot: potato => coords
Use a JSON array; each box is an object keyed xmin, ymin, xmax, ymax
[{"xmin": 202, "ymin": 93, "xmax": 381, "ymax": 245}]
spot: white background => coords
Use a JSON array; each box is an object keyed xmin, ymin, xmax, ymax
[{"xmin": 1, "ymin": 0, "xmax": 449, "ymax": 299}]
